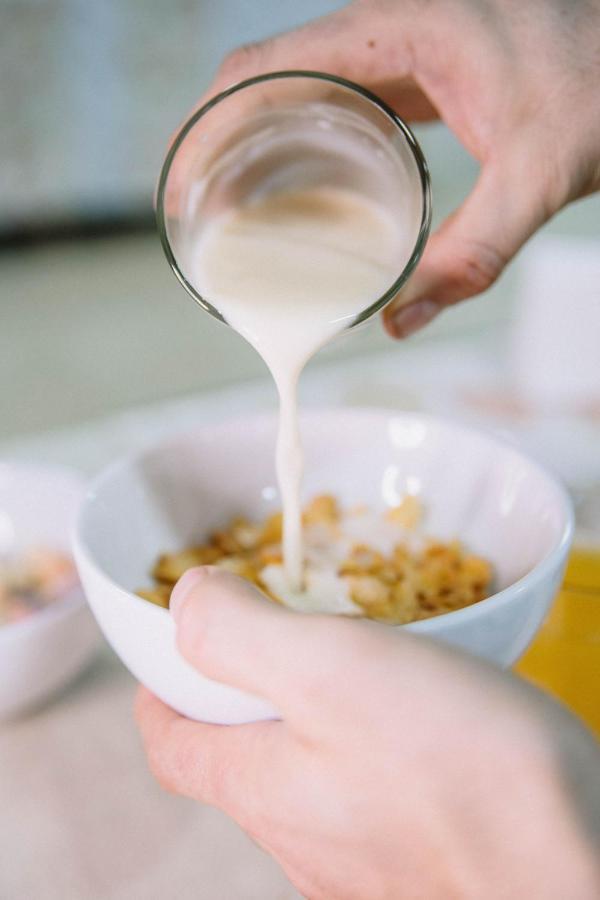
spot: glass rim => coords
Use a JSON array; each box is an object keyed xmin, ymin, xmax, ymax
[{"xmin": 156, "ymin": 69, "xmax": 432, "ymax": 327}]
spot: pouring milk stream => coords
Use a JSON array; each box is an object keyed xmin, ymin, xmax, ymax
[
  {"xmin": 192, "ymin": 185, "xmax": 416, "ymax": 591},
  {"xmin": 159, "ymin": 74, "xmax": 429, "ymax": 597}
]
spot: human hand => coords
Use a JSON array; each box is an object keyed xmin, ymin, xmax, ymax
[
  {"xmin": 136, "ymin": 568, "xmax": 600, "ymax": 899},
  {"xmin": 185, "ymin": 0, "xmax": 600, "ymax": 337}
]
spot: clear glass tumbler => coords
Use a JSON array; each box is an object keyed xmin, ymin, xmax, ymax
[{"xmin": 156, "ymin": 70, "xmax": 431, "ymax": 328}]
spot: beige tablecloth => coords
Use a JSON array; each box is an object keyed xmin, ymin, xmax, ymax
[{"xmin": 0, "ymin": 646, "xmax": 299, "ymax": 899}]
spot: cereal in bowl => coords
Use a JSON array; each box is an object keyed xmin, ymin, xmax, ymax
[{"xmin": 139, "ymin": 495, "xmax": 492, "ymax": 625}]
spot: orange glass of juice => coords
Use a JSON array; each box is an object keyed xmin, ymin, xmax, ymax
[{"xmin": 516, "ymin": 546, "xmax": 600, "ymax": 735}]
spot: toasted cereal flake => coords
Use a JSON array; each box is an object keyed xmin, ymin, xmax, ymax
[
  {"xmin": 230, "ymin": 517, "xmax": 261, "ymax": 550},
  {"xmin": 137, "ymin": 584, "xmax": 171, "ymax": 609},
  {"xmin": 141, "ymin": 496, "xmax": 493, "ymax": 626},
  {"xmin": 152, "ymin": 546, "xmax": 222, "ymax": 584},
  {"xmin": 348, "ymin": 574, "xmax": 391, "ymax": 612},
  {"xmin": 386, "ymin": 495, "xmax": 422, "ymax": 530},
  {"xmin": 303, "ymin": 494, "xmax": 339, "ymax": 525},
  {"xmin": 462, "ymin": 555, "xmax": 492, "ymax": 588},
  {"xmin": 390, "ymin": 581, "xmax": 422, "ymax": 623},
  {"xmin": 259, "ymin": 512, "xmax": 283, "ymax": 545},
  {"xmin": 214, "ymin": 556, "xmax": 260, "ymax": 582},
  {"xmin": 338, "ymin": 543, "xmax": 386, "ymax": 576},
  {"xmin": 257, "ymin": 544, "xmax": 284, "ymax": 566},
  {"xmin": 211, "ymin": 529, "xmax": 243, "ymax": 555}
]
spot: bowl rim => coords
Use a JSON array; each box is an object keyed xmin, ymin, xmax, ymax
[
  {"xmin": 74, "ymin": 408, "xmax": 574, "ymax": 629},
  {"xmin": 0, "ymin": 460, "xmax": 88, "ymax": 643}
]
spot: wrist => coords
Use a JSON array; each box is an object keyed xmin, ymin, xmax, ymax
[{"xmin": 466, "ymin": 708, "xmax": 600, "ymax": 899}]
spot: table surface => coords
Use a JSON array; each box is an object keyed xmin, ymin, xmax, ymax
[{"xmin": 2, "ymin": 337, "xmax": 599, "ymax": 900}]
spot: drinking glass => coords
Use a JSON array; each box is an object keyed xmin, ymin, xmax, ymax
[{"xmin": 156, "ymin": 70, "xmax": 431, "ymax": 328}]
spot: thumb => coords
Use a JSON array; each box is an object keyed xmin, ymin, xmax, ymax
[
  {"xmin": 169, "ymin": 566, "xmax": 353, "ymax": 726},
  {"xmin": 383, "ymin": 152, "xmax": 555, "ymax": 338}
]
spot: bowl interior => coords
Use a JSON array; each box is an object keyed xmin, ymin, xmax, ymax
[{"xmin": 81, "ymin": 410, "xmax": 569, "ymax": 601}]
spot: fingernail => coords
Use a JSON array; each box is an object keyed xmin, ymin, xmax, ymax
[
  {"xmin": 387, "ymin": 298, "xmax": 440, "ymax": 338},
  {"xmin": 169, "ymin": 568, "xmax": 204, "ymax": 623}
]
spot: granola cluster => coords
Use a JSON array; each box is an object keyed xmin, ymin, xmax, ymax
[
  {"xmin": 139, "ymin": 495, "xmax": 492, "ymax": 624},
  {"xmin": 1, "ymin": 548, "xmax": 78, "ymax": 626}
]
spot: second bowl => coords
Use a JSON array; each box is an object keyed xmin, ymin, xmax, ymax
[{"xmin": 74, "ymin": 409, "xmax": 572, "ymax": 724}]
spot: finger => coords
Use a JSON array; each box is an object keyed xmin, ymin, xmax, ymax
[
  {"xmin": 135, "ymin": 686, "xmax": 286, "ymax": 823},
  {"xmin": 169, "ymin": 567, "xmax": 369, "ymax": 727},
  {"xmin": 206, "ymin": 4, "xmax": 438, "ymax": 123},
  {"xmin": 383, "ymin": 146, "xmax": 559, "ymax": 337},
  {"xmin": 161, "ymin": 6, "xmax": 437, "ymax": 224}
]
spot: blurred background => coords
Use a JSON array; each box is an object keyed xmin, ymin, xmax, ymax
[
  {"xmin": 3, "ymin": 0, "xmax": 598, "ymax": 441},
  {"xmin": 1, "ymin": 4, "xmax": 599, "ymax": 899}
]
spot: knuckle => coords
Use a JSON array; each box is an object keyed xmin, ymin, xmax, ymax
[
  {"xmin": 218, "ymin": 42, "xmax": 263, "ymax": 82},
  {"xmin": 538, "ymin": 145, "xmax": 582, "ymax": 212},
  {"xmin": 450, "ymin": 241, "xmax": 506, "ymax": 297},
  {"xmin": 146, "ymin": 727, "xmax": 201, "ymax": 797},
  {"xmin": 220, "ymin": 726, "xmax": 275, "ymax": 828},
  {"xmin": 296, "ymin": 618, "xmax": 369, "ymax": 707},
  {"xmin": 197, "ymin": 750, "xmax": 233, "ymax": 810},
  {"xmin": 146, "ymin": 742, "xmax": 177, "ymax": 793}
]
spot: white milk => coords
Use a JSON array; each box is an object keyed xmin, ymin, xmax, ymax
[
  {"xmin": 193, "ymin": 185, "xmax": 411, "ymax": 592},
  {"xmin": 260, "ymin": 509, "xmax": 427, "ymax": 615}
]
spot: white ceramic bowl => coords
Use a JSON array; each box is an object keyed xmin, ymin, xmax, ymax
[
  {"xmin": 74, "ymin": 410, "xmax": 573, "ymax": 725},
  {"xmin": 0, "ymin": 463, "xmax": 100, "ymax": 720}
]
